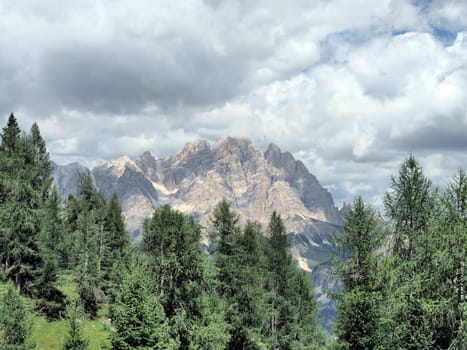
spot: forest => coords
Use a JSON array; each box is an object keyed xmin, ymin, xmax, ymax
[{"xmin": 0, "ymin": 113, "xmax": 465, "ymax": 350}]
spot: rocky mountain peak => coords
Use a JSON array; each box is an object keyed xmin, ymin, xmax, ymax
[
  {"xmin": 173, "ymin": 140, "xmax": 211, "ymax": 163},
  {"xmin": 214, "ymin": 136, "xmax": 251, "ymax": 150},
  {"xmin": 103, "ymin": 155, "xmax": 141, "ymax": 177},
  {"xmin": 136, "ymin": 151, "xmax": 158, "ymax": 182},
  {"xmin": 264, "ymin": 143, "xmax": 341, "ymax": 225},
  {"xmin": 264, "ymin": 142, "xmax": 282, "ymax": 159},
  {"xmin": 213, "ymin": 136, "xmax": 263, "ymax": 166}
]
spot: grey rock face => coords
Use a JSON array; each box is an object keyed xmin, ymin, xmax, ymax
[
  {"xmin": 52, "ymin": 161, "xmax": 90, "ymax": 199},
  {"xmin": 265, "ymin": 143, "xmax": 342, "ymax": 225},
  {"xmin": 92, "ymin": 158, "xmax": 158, "ymax": 204}
]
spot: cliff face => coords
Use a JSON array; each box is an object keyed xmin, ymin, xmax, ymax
[
  {"xmin": 52, "ymin": 137, "xmax": 343, "ymax": 330},
  {"xmin": 52, "ymin": 161, "xmax": 90, "ymax": 199}
]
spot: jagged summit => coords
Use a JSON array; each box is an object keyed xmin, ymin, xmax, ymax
[
  {"xmin": 103, "ymin": 155, "xmax": 141, "ymax": 177},
  {"xmin": 53, "ymin": 137, "xmax": 343, "ymax": 232}
]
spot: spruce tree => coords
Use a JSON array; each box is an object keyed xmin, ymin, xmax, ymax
[
  {"xmin": 0, "ymin": 115, "xmax": 63, "ymax": 318},
  {"xmin": 223, "ymin": 220, "xmax": 269, "ymax": 349},
  {"xmin": 1, "ymin": 113, "xmax": 21, "ymax": 154},
  {"xmin": 0, "ymin": 285, "xmax": 35, "ymax": 350},
  {"xmin": 102, "ymin": 193, "xmax": 130, "ymax": 294},
  {"xmin": 30, "ymin": 122, "xmax": 52, "ymax": 199},
  {"xmin": 265, "ymin": 211, "xmax": 324, "ymax": 349},
  {"xmin": 111, "ymin": 264, "xmax": 177, "ymax": 350},
  {"xmin": 73, "ymin": 173, "xmax": 107, "ymax": 317},
  {"xmin": 34, "ymin": 187, "xmax": 66, "ymax": 319},
  {"xmin": 0, "ymin": 116, "xmax": 47, "ymax": 294},
  {"xmin": 62, "ymin": 299, "xmax": 89, "ymax": 350},
  {"xmin": 142, "ymin": 205, "xmax": 205, "ymax": 348}
]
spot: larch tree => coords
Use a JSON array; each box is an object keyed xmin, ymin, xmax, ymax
[
  {"xmin": 333, "ymin": 196, "xmax": 382, "ymax": 350},
  {"xmin": 382, "ymin": 155, "xmax": 435, "ymax": 349}
]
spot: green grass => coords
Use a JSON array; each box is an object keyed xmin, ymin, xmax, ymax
[
  {"xmin": 56, "ymin": 273, "xmax": 79, "ymax": 300},
  {"xmin": 0, "ymin": 275, "xmax": 112, "ymax": 349},
  {"xmin": 33, "ymin": 314, "xmax": 112, "ymax": 350}
]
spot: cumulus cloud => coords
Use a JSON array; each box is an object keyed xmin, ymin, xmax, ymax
[{"xmin": 1, "ymin": 0, "xmax": 466, "ymax": 209}]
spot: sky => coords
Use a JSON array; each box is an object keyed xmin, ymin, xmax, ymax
[{"xmin": 1, "ymin": 0, "xmax": 467, "ymax": 208}]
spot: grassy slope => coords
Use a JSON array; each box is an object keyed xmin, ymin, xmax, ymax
[
  {"xmin": 1, "ymin": 275, "xmax": 112, "ymax": 349},
  {"xmin": 33, "ymin": 314, "xmax": 111, "ymax": 350}
]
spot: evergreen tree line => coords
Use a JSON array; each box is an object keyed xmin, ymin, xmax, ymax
[
  {"xmin": 333, "ymin": 155, "xmax": 466, "ymax": 350},
  {"xmin": 0, "ymin": 114, "xmax": 325, "ymax": 349}
]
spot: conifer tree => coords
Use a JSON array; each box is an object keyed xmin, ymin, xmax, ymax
[
  {"xmin": 433, "ymin": 169, "xmax": 467, "ymax": 349},
  {"xmin": 211, "ymin": 198, "xmax": 240, "ymax": 257},
  {"xmin": 142, "ymin": 205, "xmax": 205, "ymax": 348},
  {"xmin": 101, "ymin": 193, "xmax": 130, "ymax": 294},
  {"xmin": 265, "ymin": 211, "xmax": 324, "ymax": 349},
  {"xmin": 111, "ymin": 263, "xmax": 177, "ymax": 350},
  {"xmin": 333, "ymin": 196, "xmax": 382, "ymax": 349},
  {"xmin": 62, "ymin": 299, "xmax": 89, "ymax": 350},
  {"xmin": 0, "ymin": 115, "xmax": 51, "ymax": 295},
  {"xmin": 0, "ymin": 285, "xmax": 35, "ymax": 350},
  {"xmin": 222, "ymin": 220, "xmax": 269, "ymax": 349},
  {"xmin": 73, "ymin": 173, "xmax": 107, "ymax": 317},
  {"xmin": 266, "ymin": 211, "xmax": 293, "ymax": 349},
  {"xmin": 382, "ymin": 155, "xmax": 435, "ymax": 349},
  {"xmin": 34, "ymin": 187, "xmax": 66, "ymax": 319},
  {"xmin": 1, "ymin": 113, "xmax": 21, "ymax": 154},
  {"xmin": 30, "ymin": 122, "xmax": 52, "ymax": 199}
]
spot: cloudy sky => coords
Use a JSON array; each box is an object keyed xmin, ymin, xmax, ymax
[{"xmin": 1, "ymin": 0, "xmax": 467, "ymax": 208}]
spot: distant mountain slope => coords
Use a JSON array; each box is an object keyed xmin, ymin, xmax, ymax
[{"xmin": 52, "ymin": 137, "xmax": 343, "ymax": 332}]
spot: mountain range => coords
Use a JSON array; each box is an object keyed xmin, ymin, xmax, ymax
[{"xmin": 52, "ymin": 136, "xmax": 346, "ymax": 331}]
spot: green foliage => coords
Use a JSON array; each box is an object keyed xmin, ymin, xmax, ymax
[
  {"xmin": 68, "ymin": 173, "xmax": 109, "ymax": 317},
  {"xmin": 333, "ymin": 196, "xmax": 382, "ymax": 349},
  {"xmin": 0, "ymin": 115, "xmax": 64, "ymax": 321},
  {"xmin": 9, "ymin": 116, "xmax": 467, "ymax": 349},
  {"xmin": 62, "ymin": 299, "xmax": 89, "ymax": 350},
  {"xmin": 102, "ymin": 193, "xmax": 130, "ymax": 294},
  {"xmin": 111, "ymin": 264, "xmax": 177, "ymax": 350},
  {"xmin": 332, "ymin": 156, "xmax": 466, "ymax": 350},
  {"xmin": 380, "ymin": 156, "xmax": 436, "ymax": 349},
  {"xmin": 0, "ymin": 284, "xmax": 36, "ymax": 350},
  {"xmin": 210, "ymin": 198, "xmax": 240, "ymax": 256},
  {"xmin": 34, "ymin": 188, "xmax": 67, "ymax": 319},
  {"xmin": 142, "ymin": 205, "xmax": 205, "ymax": 348},
  {"xmin": 384, "ymin": 154, "xmax": 433, "ymax": 261},
  {"xmin": 188, "ymin": 293, "xmax": 230, "ymax": 350}
]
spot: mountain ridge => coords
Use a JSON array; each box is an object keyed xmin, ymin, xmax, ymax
[{"xmin": 54, "ymin": 137, "xmax": 343, "ymax": 234}]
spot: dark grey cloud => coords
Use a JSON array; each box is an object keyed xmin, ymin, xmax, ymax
[
  {"xmin": 40, "ymin": 40, "xmax": 249, "ymax": 114},
  {"xmin": 391, "ymin": 114, "xmax": 467, "ymax": 151}
]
